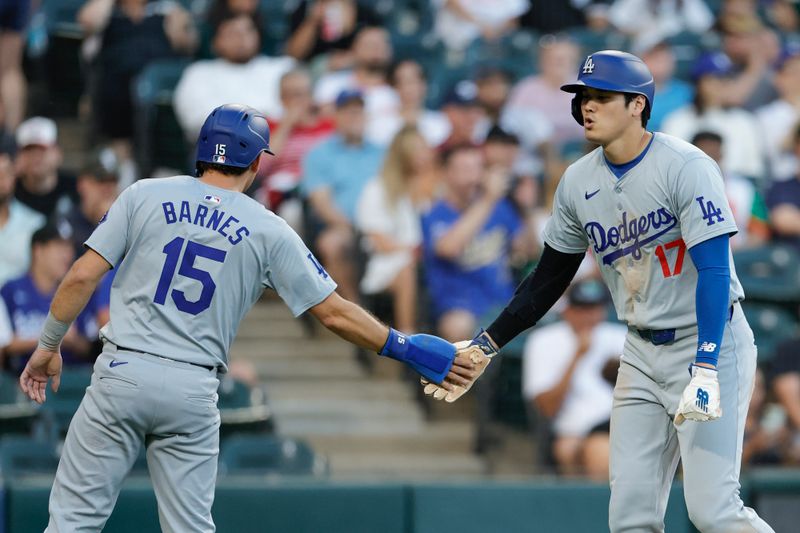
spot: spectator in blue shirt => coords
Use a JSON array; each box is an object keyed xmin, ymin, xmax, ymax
[
  {"xmin": 766, "ymin": 123, "xmax": 800, "ymax": 251},
  {"xmin": 421, "ymin": 143, "xmax": 523, "ymax": 341},
  {"xmin": 0, "ymin": 224, "xmax": 102, "ymax": 374},
  {"xmin": 301, "ymin": 88, "xmax": 384, "ymax": 301}
]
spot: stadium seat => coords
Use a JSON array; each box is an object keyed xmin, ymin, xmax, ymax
[
  {"xmin": 218, "ymin": 435, "xmax": 328, "ymax": 477},
  {"xmin": 217, "ymin": 378, "xmax": 273, "ymax": 439},
  {"xmin": 0, "ymin": 436, "xmax": 60, "ymax": 477},
  {"xmin": 132, "ymin": 58, "xmax": 193, "ymax": 176},
  {"xmin": 733, "ymin": 245, "xmax": 800, "ymax": 304},
  {"xmin": 741, "ymin": 302, "xmax": 799, "ymax": 364}
]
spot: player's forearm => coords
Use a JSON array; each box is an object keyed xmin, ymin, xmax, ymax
[
  {"xmin": 309, "ymin": 292, "xmax": 388, "ymax": 352},
  {"xmin": 50, "ymin": 264, "xmax": 105, "ymax": 325},
  {"xmin": 486, "ymin": 245, "xmax": 584, "ymax": 348},
  {"xmin": 434, "ymin": 197, "xmax": 496, "ymax": 259},
  {"xmin": 689, "ymin": 235, "xmax": 731, "ymax": 367}
]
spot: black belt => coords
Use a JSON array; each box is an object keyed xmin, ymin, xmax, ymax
[
  {"xmin": 113, "ymin": 344, "xmax": 217, "ymax": 372},
  {"xmin": 636, "ymin": 305, "xmax": 735, "ymax": 346}
]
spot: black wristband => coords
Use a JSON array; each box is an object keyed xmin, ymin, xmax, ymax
[{"xmin": 486, "ymin": 309, "xmax": 530, "ymax": 349}]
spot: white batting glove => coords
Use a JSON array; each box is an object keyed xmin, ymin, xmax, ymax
[
  {"xmin": 420, "ymin": 330, "xmax": 498, "ymax": 403},
  {"xmin": 675, "ymin": 365, "xmax": 721, "ymax": 426}
]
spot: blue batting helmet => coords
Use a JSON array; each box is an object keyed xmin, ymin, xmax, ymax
[
  {"xmin": 195, "ymin": 104, "xmax": 274, "ymax": 172},
  {"xmin": 560, "ymin": 50, "xmax": 655, "ymax": 126}
]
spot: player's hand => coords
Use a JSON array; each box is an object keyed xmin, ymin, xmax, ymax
[
  {"xmin": 421, "ymin": 329, "xmax": 498, "ymax": 403},
  {"xmin": 675, "ymin": 364, "xmax": 721, "ymax": 426},
  {"xmin": 19, "ymin": 347, "xmax": 63, "ymax": 405}
]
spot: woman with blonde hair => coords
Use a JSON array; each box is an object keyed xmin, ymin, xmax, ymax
[{"xmin": 356, "ymin": 125, "xmax": 436, "ymax": 332}]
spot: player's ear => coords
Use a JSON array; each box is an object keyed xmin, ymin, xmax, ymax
[{"xmin": 248, "ymin": 155, "xmax": 261, "ymax": 173}]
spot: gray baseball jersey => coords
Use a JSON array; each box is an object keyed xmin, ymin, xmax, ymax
[
  {"xmin": 85, "ymin": 175, "xmax": 336, "ymax": 371},
  {"xmin": 543, "ymin": 132, "xmax": 744, "ymax": 330}
]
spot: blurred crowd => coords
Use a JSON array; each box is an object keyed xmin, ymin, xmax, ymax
[{"xmin": 2, "ymin": 0, "xmax": 800, "ymax": 478}]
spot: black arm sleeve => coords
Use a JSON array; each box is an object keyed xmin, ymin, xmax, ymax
[{"xmin": 485, "ymin": 244, "xmax": 584, "ymax": 348}]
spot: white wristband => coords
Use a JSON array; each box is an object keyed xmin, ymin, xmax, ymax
[{"xmin": 38, "ymin": 312, "xmax": 70, "ymax": 351}]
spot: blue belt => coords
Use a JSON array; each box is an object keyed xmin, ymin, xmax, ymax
[{"xmin": 636, "ymin": 305, "xmax": 734, "ymax": 346}]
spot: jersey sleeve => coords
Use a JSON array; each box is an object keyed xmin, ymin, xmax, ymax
[
  {"xmin": 542, "ymin": 176, "xmax": 589, "ymax": 254},
  {"xmin": 84, "ymin": 183, "xmax": 136, "ymax": 268},
  {"xmin": 264, "ymin": 219, "xmax": 337, "ymax": 316},
  {"xmin": 672, "ymin": 157, "xmax": 738, "ymax": 249}
]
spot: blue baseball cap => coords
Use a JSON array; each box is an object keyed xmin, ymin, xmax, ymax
[
  {"xmin": 567, "ymin": 279, "xmax": 609, "ymax": 307},
  {"xmin": 691, "ymin": 52, "xmax": 734, "ymax": 81},
  {"xmin": 335, "ymin": 88, "xmax": 365, "ymax": 108}
]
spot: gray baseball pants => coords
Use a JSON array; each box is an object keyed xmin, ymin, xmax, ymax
[
  {"xmin": 45, "ymin": 345, "xmax": 221, "ymax": 533},
  {"xmin": 609, "ymin": 304, "xmax": 773, "ymax": 532}
]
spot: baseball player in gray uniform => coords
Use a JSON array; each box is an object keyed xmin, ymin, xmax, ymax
[
  {"xmin": 423, "ymin": 51, "xmax": 774, "ymax": 532},
  {"xmin": 20, "ymin": 104, "xmax": 472, "ymax": 533}
]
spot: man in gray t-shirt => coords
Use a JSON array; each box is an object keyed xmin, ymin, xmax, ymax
[{"xmin": 19, "ymin": 104, "xmax": 471, "ymax": 533}]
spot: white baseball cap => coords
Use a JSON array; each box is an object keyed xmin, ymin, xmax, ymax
[{"xmin": 15, "ymin": 117, "xmax": 58, "ymax": 148}]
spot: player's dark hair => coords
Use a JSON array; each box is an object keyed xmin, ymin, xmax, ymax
[
  {"xmin": 195, "ymin": 161, "xmax": 250, "ymax": 177},
  {"xmin": 624, "ymin": 93, "xmax": 650, "ymax": 128}
]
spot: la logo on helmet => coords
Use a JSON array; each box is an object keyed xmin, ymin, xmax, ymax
[{"xmin": 582, "ymin": 56, "xmax": 595, "ymax": 74}]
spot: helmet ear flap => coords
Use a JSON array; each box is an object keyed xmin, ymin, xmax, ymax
[{"xmin": 571, "ymin": 94, "xmax": 584, "ymax": 126}]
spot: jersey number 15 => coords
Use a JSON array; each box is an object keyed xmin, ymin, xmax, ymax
[{"xmin": 153, "ymin": 237, "xmax": 227, "ymax": 315}]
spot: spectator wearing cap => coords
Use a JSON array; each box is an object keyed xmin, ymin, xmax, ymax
[
  {"xmin": 638, "ymin": 40, "xmax": 693, "ymax": 132},
  {"xmin": 438, "ymin": 81, "xmax": 485, "ymax": 152},
  {"xmin": 300, "ymin": 89, "xmax": 384, "ymax": 302},
  {"xmin": 255, "ymin": 67, "xmax": 335, "ymax": 230},
  {"xmin": 173, "ymin": 12, "xmax": 296, "ymax": 141},
  {"xmin": 13, "ymin": 117, "xmax": 80, "ymax": 219},
  {"xmin": 0, "ymin": 224, "xmax": 102, "ymax": 374},
  {"xmin": 58, "ymin": 149, "xmax": 121, "ymax": 258},
  {"xmin": 522, "ymin": 279, "xmax": 626, "ymax": 479},
  {"xmin": 0, "ymin": 137, "xmax": 45, "ymax": 286},
  {"xmin": 692, "ymin": 131, "xmax": 769, "ymax": 250},
  {"xmin": 662, "ymin": 51, "xmax": 765, "ymax": 180},
  {"xmin": 421, "ymin": 144, "xmax": 523, "ymax": 342},
  {"xmin": 313, "ymin": 25, "xmax": 399, "ymax": 145},
  {"xmin": 756, "ymin": 43, "xmax": 800, "ymax": 181},
  {"xmin": 379, "ymin": 60, "xmax": 451, "ymax": 148}
]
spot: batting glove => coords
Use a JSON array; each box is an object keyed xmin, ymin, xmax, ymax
[
  {"xmin": 675, "ymin": 364, "xmax": 721, "ymax": 426},
  {"xmin": 420, "ymin": 329, "xmax": 498, "ymax": 403}
]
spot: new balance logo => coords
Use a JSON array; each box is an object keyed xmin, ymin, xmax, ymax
[
  {"xmin": 109, "ymin": 360, "xmax": 128, "ymax": 368},
  {"xmin": 582, "ymin": 56, "xmax": 595, "ymax": 74},
  {"xmin": 699, "ymin": 341, "xmax": 717, "ymax": 353},
  {"xmin": 695, "ymin": 388, "xmax": 709, "ymax": 412},
  {"xmin": 696, "ymin": 196, "xmax": 724, "ymax": 226},
  {"xmin": 585, "ymin": 189, "xmax": 600, "ymax": 200}
]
